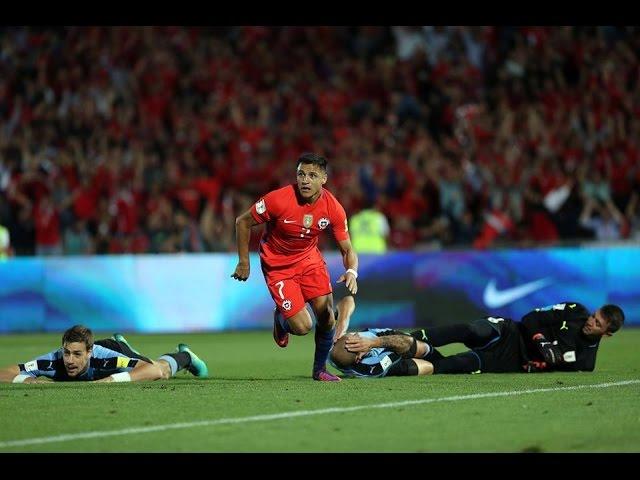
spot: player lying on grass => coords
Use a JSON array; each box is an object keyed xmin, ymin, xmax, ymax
[
  {"xmin": 0, "ymin": 325, "xmax": 208, "ymax": 383},
  {"xmin": 329, "ymin": 295, "xmax": 625, "ymax": 377}
]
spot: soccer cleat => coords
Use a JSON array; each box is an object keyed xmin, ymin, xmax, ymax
[
  {"xmin": 313, "ymin": 369, "xmax": 342, "ymax": 382},
  {"xmin": 178, "ymin": 343, "xmax": 209, "ymax": 378},
  {"xmin": 272, "ymin": 308, "xmax": 289, "ymax": 348},
  {"xmin": 112, "ymin": 333, "xmax": 142, "ymax": 355}
]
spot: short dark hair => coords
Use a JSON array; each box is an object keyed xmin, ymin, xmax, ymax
[
  {"xmin": 297, "ymin": 152, "xmax": 328, "ymax": 172},
  {"xmin": 600, "ymin": 304, "xmax": 625, "ymax": 333},
  {"xmin": 330, "ymin": 335, "xmax": 357, "ymax": 369},
  {"xmin": 62, "ymin": 325, "xmax": 94, "ymax": 351}
]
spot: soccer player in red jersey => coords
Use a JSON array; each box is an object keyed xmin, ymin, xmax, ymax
[{"xmin": 231, "ymin": 153, "xmax": 359, "ymax": 381}]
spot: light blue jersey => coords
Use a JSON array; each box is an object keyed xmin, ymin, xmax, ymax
[
  {"xmin": 18, "ymin": 344, "xmax": 140, "ymax": 381},
  {"xmin": 329, "ymin": 328, "xmax": 404, "ymax": 378}
]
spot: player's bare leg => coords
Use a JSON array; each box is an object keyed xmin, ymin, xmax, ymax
[{"xmin": 273, "ymin": 306, "xmax": 313, "ymax": 347}]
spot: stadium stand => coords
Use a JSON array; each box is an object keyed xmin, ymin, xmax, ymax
[{"xmin": 1, "ymin": 26, "xmax": 639, "ymax": 255}]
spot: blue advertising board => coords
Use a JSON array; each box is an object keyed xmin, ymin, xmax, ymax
[{"xmin": 0, "ymin": 246, "xmax": 637, "ymax": 333}]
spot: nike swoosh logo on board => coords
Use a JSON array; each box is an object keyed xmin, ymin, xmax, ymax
[{"xmin": 483, "ymin": 278, "xmax": 552, "ymax": 308}]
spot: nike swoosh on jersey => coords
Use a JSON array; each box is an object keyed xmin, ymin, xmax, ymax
[
  {"xmin": 483, "ymin": 278, "xmax": 553, "ymax": 308},
  {"xmin": 283, "ymin": 218, "xmax": 295, "ymax": 224}
]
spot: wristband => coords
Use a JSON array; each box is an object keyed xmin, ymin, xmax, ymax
[
  {"xmin": 346, "ymin": 268, "xmax": 358, "ymax": 279},
  {"xmin": 111, "ymin": 372, "xmax": 131, "ymax": 382},
  {"xmin": 12, "ymin": 374, "xmax": 30, "ymax": 384}
]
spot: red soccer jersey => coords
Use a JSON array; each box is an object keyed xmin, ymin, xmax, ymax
[{"xmin": 250, "ymin": 184, "xmax": 350, "ymax": 268}]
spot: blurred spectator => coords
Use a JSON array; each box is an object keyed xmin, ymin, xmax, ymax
[
  {"xmin": 0, "ymin": 223, "xmax": 11, "ymax": 259},
  {"xmin": 33, "ymin": 194, "xmax": 65, "ymax": 256},
  {"xmin": 392, "ymin": 27, "xmax": 427, "ymax": 61},
  {"xmin": 581, "ymin": 165, "xmax": 612, "ymax": 204},
  {"xmin": 625, "ymin": 181, "xmax": 640, "ymax": 240},
  {"xmin": 349, "ymin": 197, "xmax": 390, "ymax": 253},
  {"xmin": 175, "ymin": 208, "xmax": 206, "ymax": 253},
  {"xmin": 472, "ymin": 195, "xmax": 516, "ymax": 249},
  {"xmin": 389, "ymin": 214, "xmax": 417, "ymax": 250},
  {"xmin": 579, "ymin": 197, "xmax": 625, "ymax": 241},
  {"xmin": 63, "ymin": 219, "xmax": 93, "ymax": 255}
]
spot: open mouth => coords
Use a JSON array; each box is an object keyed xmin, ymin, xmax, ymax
[{"xmin": 300, "ymin": 187, "xmax": 311, "ymax": 192}]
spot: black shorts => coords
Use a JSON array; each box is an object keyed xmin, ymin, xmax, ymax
[
  {"xmin": 95, "ymin": 339, "xmax": 153, "ymax": 364},
  {"xmin": 473, "ymin": 318, "xmax": 526, "ymax": 373}
]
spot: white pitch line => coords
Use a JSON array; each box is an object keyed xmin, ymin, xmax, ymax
[{"xmin": 1, "ymin": 379, "xmax": 638, "ymax": 449}]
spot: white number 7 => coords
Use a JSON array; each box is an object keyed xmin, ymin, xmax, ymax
[{"xmin": 275, "ymin": 281, "xmax": 285, "ymax": 299}]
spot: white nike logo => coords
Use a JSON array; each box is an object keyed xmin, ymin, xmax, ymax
[
  {"xmin": 483, "ymin": 278, "xmax": 552, "ymax": 308},
  {"xmin": 283, "ymin": 218, "xmax": 295, "ymax": 224}
]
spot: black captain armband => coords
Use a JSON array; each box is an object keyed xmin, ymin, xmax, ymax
[
  {"xmin": 387, "ymin": 359, "xmax": 419, "ymax": 376},
  {"xmin": 89, "ymin": 357, "xmax": 139, "ymax": 369},
  {"xmin": 405, "ymin": 337, "xmax": 418, "ymax": 358}
]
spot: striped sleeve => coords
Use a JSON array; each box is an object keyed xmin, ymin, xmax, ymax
[
  {"xmin": 18, "ymin": 350, "xmax": 62, "ymax": 379},
  {"xmin": 90, "ymin": 345, "xmax": 139, "ymax": 372}
]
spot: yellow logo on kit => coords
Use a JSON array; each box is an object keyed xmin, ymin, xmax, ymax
[
  {"xmin": 569, "ymin": 304, "xmax": 576, "ymax": 308},
  {"xmin": 116, "ymin": 357, "xmax": 130, "ymax": 368},
  {"xmin": 303, "ymin": 214, "xmax": 313, "ymax": 228},
  {"xmin": 560, "ymin": 321, "xmax": 568, "ymax": 330}
]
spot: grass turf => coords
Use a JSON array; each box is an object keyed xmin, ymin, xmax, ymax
[{"xmin": 0, "ymin": 328, "xmax": 638, "ymax": 452}]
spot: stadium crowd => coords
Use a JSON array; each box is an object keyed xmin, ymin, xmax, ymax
[{"xmin": 1, "ymin": 26, "xmax": 639, "ymax": 256}]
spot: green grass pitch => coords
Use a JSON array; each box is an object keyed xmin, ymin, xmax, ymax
[{"xmin": 0, "ymin": 328, "xmax": 638, "ymax": 452}]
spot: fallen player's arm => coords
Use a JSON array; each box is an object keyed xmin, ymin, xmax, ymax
[
  {"xmin": 336, "ymin": 238, "xmax": 358, "ymax": 295},
  {"xmin": 0, "ymin": 365, "xmax": 52, "ymax": 384},
  {"xmin": 0, "ymin": 365, "xmax": 20, "ymax": 383},
  {"xmin": 95, "ymin": 360, "xmax": 169, "ymax": 383},
  {"xmin": 334, "ymin": 295, "xmax": 355, "ymax": 342},
  {"xmin": 345, "ymin": 333, "xmax": 414, "ymax": 356}
]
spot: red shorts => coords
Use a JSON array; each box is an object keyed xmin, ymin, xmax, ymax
[{"xmin": 261, "ymin": 259, "xmax": 332, "ymax": 319}]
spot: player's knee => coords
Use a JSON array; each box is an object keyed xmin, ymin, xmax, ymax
[
  {"xmin": 290, "ymin": 322, "xmax": 312, "ymax": 335},
  {"xmin": 157, "ymin": 360, "xmax": 172, "ymax": 379},
  {"xmin": 288, "ymin": 310, "xmax": 313, "ymax": 335},
  {"xmin": 387, "ymin": 359, "xmax": 420, "ymax": 376},
  {"xmin": 316, "ymin": 305, "xmax": 335, "ymax": 328},
  {"xmin": 467, "ymin": 319, "xmax": 498, "ymax": 346}
]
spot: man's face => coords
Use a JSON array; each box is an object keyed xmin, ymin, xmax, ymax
[
  {"xmin": 296, "ymin": 163, "xmax": 326, "ymax": 201},
  {"xmin": 582, "ymin": 309, "xmax": 610, "ymax": 337},
  {"xmin": 62, "ymin": 341, "xmax": 92, "ymax": 377}
]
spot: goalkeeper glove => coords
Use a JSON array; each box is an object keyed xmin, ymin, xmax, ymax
[
  {"xmin": 532, "ymin": 333, "xmax": 563, "ymax": 365},
  {"xmin": 522, "ymin": 360, "xmax": 548, "ymax": 373}
]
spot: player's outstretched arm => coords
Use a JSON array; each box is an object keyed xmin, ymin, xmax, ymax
[
  {"xmin": 95, "ymin": 360, "xmax": 169, "ymax": 383},
  {"xmin": 336, "ymin": 238, "xmax": 358, "ymax": 295},
  {"xmin": 0, "ymin": 365, "xmax": 50, "ymax": 384},
  {"xmin": 334, "ymin": 295, "xmax": 355, "ymax": 342},
  {"xmin": 0, "ymin": 365, "xmax": 21, "ymax": 383},
  {"xmin": 231, "ymin": 209, "xmax": 259, "ymax": 282},
  {"xmin": 344, "ymin": 333, "xmax": 413, "ymax": 356}
]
